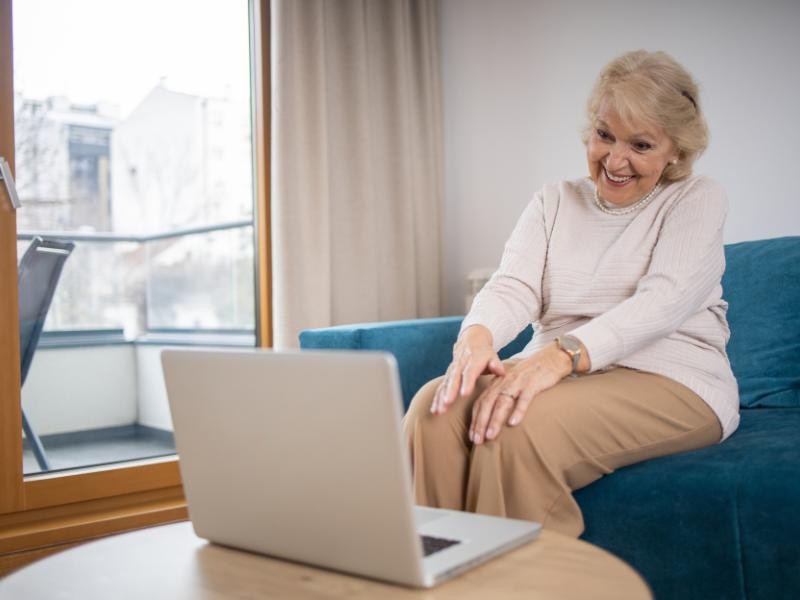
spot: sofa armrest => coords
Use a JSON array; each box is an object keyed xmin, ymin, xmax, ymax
[{"xmin": 299, "ymin": 317, "xmax": 532, "ymax": 411}]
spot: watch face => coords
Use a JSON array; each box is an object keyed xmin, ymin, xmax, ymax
[{"xmin": 560, "ymin": 336, "xmax": 581, "ymax": 353}]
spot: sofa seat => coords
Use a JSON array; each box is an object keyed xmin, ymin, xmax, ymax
[{"xmin": 576, "ymin": 407, "xmax": 800, "ymax": 600}]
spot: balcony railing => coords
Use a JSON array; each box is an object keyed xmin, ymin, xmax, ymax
[{"xmin": 17, "ymin": 219, "xmax": 256, "ymax": 344}]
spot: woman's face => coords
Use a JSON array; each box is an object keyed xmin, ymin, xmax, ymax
[{"xmin": 586, "ymin": 104, "xmax": 678, "ymax": 207}]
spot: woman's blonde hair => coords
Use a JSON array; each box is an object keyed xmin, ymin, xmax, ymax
[{"xmin": 582, "ymin": 50, "xmax": 709, "ymax": 182}]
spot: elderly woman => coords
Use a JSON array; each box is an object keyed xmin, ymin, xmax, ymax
[{"xmin": 402, "ymin": 50, "xmax": 739, "ymax": 538}]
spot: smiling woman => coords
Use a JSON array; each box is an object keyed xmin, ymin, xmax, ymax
[{"xmin": 403, "ymin": 49, "xmax": 739, "ymax": 538}]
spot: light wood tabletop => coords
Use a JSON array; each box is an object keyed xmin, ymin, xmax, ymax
[{"xmin": 0, "ymin": 521, "xmax": 652, "ymax": 599}]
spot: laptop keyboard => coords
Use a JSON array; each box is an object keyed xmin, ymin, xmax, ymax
[{"xmin": 421, "ymin": 535, "xmax": 461, "ymax": 556}]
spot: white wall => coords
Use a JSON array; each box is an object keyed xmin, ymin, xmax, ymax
[
  {"xmin": 440, "ymin": 0, "xmax": 800, "ymax": 314},
  {"xmin": 22, "ymin": 345, "xmax": 138, "ymax": 436},
  {"xmin": 135, "ymin": 345, "xmax": 174, "ymax": 431},
  {"xmin": 22, "ymin": 344, "xmax": 166, "ymax": 438}
]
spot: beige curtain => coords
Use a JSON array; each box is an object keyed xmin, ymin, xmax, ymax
[{"xmin": 272, "ymin": 0, "xmax": 443, "ymax": 348}]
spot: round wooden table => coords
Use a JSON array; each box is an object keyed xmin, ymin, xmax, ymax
[{"xmin": 0, "ymin": 521, "xmax": 652, "ymax": 599}]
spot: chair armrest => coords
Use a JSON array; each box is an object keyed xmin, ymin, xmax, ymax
[{"xmin": 299, "ymin": 317, "xmax": 533, "ymax": 411}]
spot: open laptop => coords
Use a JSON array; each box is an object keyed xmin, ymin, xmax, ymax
[{"xmin": 161, "ymin": 348, "xmax": 540, "ymax": 588}]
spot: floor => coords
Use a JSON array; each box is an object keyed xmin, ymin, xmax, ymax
[{"xmin": 22, "ymin": 424, "xmax": 176, "ymax": 475}]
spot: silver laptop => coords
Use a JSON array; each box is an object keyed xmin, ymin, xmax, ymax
[{"xmin": 161, "ymin": 348, "xmax": 540, "ymax": 588}]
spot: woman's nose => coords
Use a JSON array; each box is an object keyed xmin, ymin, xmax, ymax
[{"xmin": 605, "ymin": 144, "xmax": 630, "ymax": 169}]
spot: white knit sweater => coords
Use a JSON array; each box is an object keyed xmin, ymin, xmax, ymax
[{"xmin": 461, "ymin": 175, "xmax": 740, "ymax": 440}]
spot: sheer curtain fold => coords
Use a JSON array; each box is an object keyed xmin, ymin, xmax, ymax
[{"xmin": 272, "ymin": 0, "xmax": 443, "ymax": 348}]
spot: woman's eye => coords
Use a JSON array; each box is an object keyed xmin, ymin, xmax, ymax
[
  {"xmin": 596, "ymin": 129, "xmax": 612, "ymax": 141},
  {"xmin": 633, "ymin": 141, "xmax": 653, "ymax": 152}
]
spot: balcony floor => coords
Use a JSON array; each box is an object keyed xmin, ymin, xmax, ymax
[{"xmin": 23, "ymin": 424, "xmax": 176, "ymax": 475}]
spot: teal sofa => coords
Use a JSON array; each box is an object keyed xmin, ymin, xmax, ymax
[{"xmin": 299, "ymin": 236, "xmax": 800, "ymax": 600}]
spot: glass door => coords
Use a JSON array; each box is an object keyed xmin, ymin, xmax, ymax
[{"xmin": 11, "ymin": 0, "xmax": 257, "ymax": 475}]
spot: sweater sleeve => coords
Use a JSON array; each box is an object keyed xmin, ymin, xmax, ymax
[
  {"xmin": 569, "ymin": 179, "xmax": 728, "ymax": 371},
  {"xmin": 460, "ymin": 191, "xmax": 549, "ymax": 350}
]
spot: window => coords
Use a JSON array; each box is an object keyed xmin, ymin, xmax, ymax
[
  {"xmin": 0, "ymin": 0, "xmax": 271, "ymax": 573},
  {"xmin": 14, "ymin": 0, "xmax": 256, "ymax": 475}
]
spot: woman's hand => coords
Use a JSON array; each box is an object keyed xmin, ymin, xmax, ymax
[
  {"xmin": 469, "ymin": 342, "xmax": 574, "ymax": 445},
  {"xmin": 430, "ymin": 325, "xmax": 505, "ymax": 415}
]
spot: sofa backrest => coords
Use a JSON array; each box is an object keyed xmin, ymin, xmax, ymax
[{"xmin": 723, "ymin": 236, "xmax": 800, "ymax": 408}]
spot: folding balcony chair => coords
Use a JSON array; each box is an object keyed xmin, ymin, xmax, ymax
[{"xmin": 18, "ymin": 236, "xmax": 75, "ymax": 471}]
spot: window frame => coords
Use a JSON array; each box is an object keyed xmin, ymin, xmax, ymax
[{"xmin": 0, "ymin": 0, "xmax": 271, "ymax": 572}]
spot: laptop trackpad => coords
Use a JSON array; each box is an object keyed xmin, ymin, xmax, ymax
[{"xmin": 413, "ymin": 506, "xmax": 450, "ymax": 527}]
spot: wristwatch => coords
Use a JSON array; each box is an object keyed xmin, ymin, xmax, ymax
[{"xmin": 555, "ymin": 335, "xmax": 582, "ymax": 375}]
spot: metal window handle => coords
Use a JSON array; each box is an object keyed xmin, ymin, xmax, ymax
[{"xmin": 0, "ymin": 157, "xmax": 21, "ymax": 209}]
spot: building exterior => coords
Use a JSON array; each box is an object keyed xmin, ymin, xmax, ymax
[
  {"xmin": 111, "ymin": 83, "xmax": 252, "ymax": 234},
  {"xmin": 14, "ymin": 94, "xmax": 116, "ymax": 233},
  {"xmin": 14, "ymin": 84, "xmax": 254, "ymax": 334}
]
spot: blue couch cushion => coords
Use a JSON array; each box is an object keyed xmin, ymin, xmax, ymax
[
  {"xmin": 723, "ymin": 237, "xmax": 800, "ymax": 408},
  {"xmin": 576, "ymin": 407, "xmax": 800, "ymax": 600}
]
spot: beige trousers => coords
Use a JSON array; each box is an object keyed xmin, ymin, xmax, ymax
[{"xmin": 402, "ymin": 363, "xmax": 721, "ymax": 538}]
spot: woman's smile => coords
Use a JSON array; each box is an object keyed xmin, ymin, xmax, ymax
[{"xmin": 603, "ymin": 167, "xmax": 635, "ymax": 186}]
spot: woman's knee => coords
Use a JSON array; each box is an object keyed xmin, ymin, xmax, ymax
[
  {"xmin": 403, "ymin": 377, "xmax": 449, "ymax": 438},
  {"xmin": 403, "ymin": 377, "xmax": 442, "ymax": 429},
  {"xmin": 403, "ymin": 376, "xmax": 472, "ymax": 444}
]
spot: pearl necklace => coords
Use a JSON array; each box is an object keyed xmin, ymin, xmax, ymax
[{"xmin": 593, "ymin": 182, "xmax": 662, "ymax": 216}]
